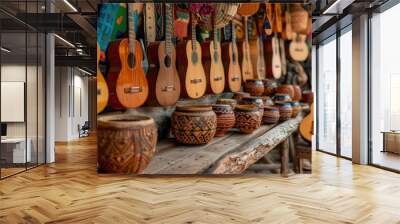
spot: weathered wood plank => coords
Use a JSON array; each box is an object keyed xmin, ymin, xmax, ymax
[
  {"xmin": 207, "ymin": 113, "xmax": 304, "ymax": 174},
  {"xmin": 280, "ymin": 139, "xmax": 289, "ymax": 177}
]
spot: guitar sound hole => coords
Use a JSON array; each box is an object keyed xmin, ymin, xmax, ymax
[
  {"xmin": 191, "ymin": 52, "xmax": 198, "ymax": 64},
  {"xmin": 164, "ymin": 55, "xmax": 171, "ymax": 67},
  {"xmin": 128, "ymin": 53, "xmax": 136, "ymax": 68},
  {"xmin": 97, "ymin": 89, "xmax": 101, "ymax": 95}
]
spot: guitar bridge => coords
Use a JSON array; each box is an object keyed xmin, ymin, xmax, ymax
[
  {"xmin": 190, "ymin": 78, "xmax": 202, "ymax": 84},
  {"xmin": 213, "ymin": 76, "xmax": 223, "ymax": 81},
  {"xmin": 124, "ymin": 86, "xmax": 143, "ymax": 94},
  {"xmin": 231, "ymin": 77, "xmax": 240, "ymax": 81},
  {"xmin": 162, "ymin": 85, "xmax": 176, "ymax": 92}
]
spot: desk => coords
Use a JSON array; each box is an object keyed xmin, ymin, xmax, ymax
[{"xmin": 1, "ymin": 138, "xmax": 31, "ymax": 164}]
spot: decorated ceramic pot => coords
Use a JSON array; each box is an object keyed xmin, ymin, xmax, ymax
[
  {"xmin": 292, "ymin": 85, "xmax": 302, "ymax": 101},
  {"xmin": 302, "ymin": 91, "xmax": 314, "ymax": 104},
  {"xmin": 172, "ymin": 105, "xmax": 217, "ymax": 145},
  {"xmin": 244, "ymin": 79, "xmax": 265, "ymax": 96},
  {"xmin": 262, "ymin": 79, "xmax": 278, "ymax": 96},
  {"xmin": 233, "ymin": 92, "xmax": 251, "ymax": 101},
  {"xmin": 240, "ymin": 96, "xmax": 264, "ymax": 119},
  {"xmin": 262, "ymin": 106, "xmax": 280, "ymax": 124},
  {"xmin": 261, "ymin": 96, "xmax": 274, "ymax": 106},
  {"xmin": 276, "ymin": 102, "xmax": 293, "ymax": 121},
  {"xmin": 276, "ymin": 84, "xmax": 295, "ymax": 99},
  {"xmin": 273, "ymin": 93, "xmax": 292, "ymax": 103},
  {"xmin": 235, "ymin": 105, "xmax": 262, "ymax": 134},
  {"xmin": 97, "ymin": 114, "xmax": 158, "ymax": 174},
  {"xmin": 291, "ymin": 101, "xmax": 301, "ymax": 118},
  {"xmin": 216, "ymin": 98, "xmax": 237, "ymax": 109},
  {"xmin": 212, "ymin": 104, "xmax": 235, "ymax": 137}
]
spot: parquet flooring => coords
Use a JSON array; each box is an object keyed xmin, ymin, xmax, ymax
[{"xmin": 1, "ymin": 136, "xmax": 400, "ymax": 224}]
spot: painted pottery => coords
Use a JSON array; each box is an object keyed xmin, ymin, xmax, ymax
[
  {"xmin": 97, "ymin": 114, "xmax": 158, "ymax": 174},
  {"xmin": 244, "ymin": 79, "xmax": 265, "ymax": 96},
  {"xmin": 261, "ymin": 96, "xmax": 274, "ymax": 106},
  {"xmin": 233, "ymin": 92, "xmax": 251, "ymax": 101},
  {"xmin": 262, "ymin": 79, "xmax": 278, "ymax": 96},
  {"xmin": 292, "ymin": 85, "xmax": 302, "ymax": 101},
  {"xmin": 235, "ymin": 105, "xmax": 262, "ymax": 134},
  {"xmin": 172, "ymin": 105, "xmax": 217, "ymax": 145},
  {"xmin": 273, "ymin": 93, "xmax": 292, "ymax": 103},
  {"xmin": 302, "ymin": 91, "xmax": 314, "ymax": 104},
  {"xmin": 240, "ymin": 96, "xmax": 264, "ymax": 119},
  {"xmin": 276, "ymin": 84, "xmax": 294, "ymax": 99},
  {"xmin": 262, "ymin": 106, "xmax": 280, "ymax": 124},
  {"xmin": 216, "ymin": 98, "xmax": 237, "ymax": 109},
  {"xmin": 212, "ymin": 104, "xmax": 235, "ymax": 137},
  {"xmin": 276, "ymin": 102, "xmax": 293, "ymax": 121},
  {"xmin": 291, "ymin": 101, "xmax": 301, "ymax": 118}
]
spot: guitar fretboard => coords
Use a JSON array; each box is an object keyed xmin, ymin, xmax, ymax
[
  {"xmin": 128, "ymin": 4, "xmax": 136, "ymax": 55},
  {"xmin": 191, "ymin": 14, "xmax": 196, "ymax": 50},
  {"xmin": 165, "ymin": 3, "xmax": 173, "ymax": 57}
]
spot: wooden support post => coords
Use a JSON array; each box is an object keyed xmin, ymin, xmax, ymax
[
  {"xmin": 288, "ymin": 135, "xmax": 299, "ymax": 173},
  {"xmin": 280, "ymin": 139, "xmax": 289, "ymax": 177}
]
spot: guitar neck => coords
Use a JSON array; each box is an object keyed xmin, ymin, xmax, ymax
[
  {"xmin": 244, "ymin": 16, "xmax": 248, "ymax": 42},
  {"xmin": 165, "ymin": 3, "xmax": 173, "ymax": 56},
  {"xmin": 191, "ymin": 14, "xmax": 196, "ymax": 50},
  {"xmin": 128, "ymin": 4, "xmax": 136, "ymax": 54}
]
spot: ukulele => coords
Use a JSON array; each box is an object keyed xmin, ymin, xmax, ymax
[
  {"xmin": 279, "ymin": 38, "xmax": 287, "ymax": 76},
  {"xmin": 221, "ymin": 22, "xmax": 242, "ymax": 92},
  {"xmin": 107, "ymin": 3, "xmax": 148, "ymax": 109},
  {"xmin": 250, "ymin": 13, "xmax": 266, "ymax": 80},
  {"xmin": 202, "ymin": 14, "xmax": 225, "ymax": 94},
  {"xmin": 289, "ymin": 33, "xmax": 309, "ymax": 62},
  {"xmin": 271, "ymin": 34, "xmax": 282, "ymax": 79},
  {"xmin": 300, "ymin": 102, "xmax": 314, "ymax": 143},
  {"xmin": 176, "ymin": 14, "xmax": 207, "ymax": 99},
  {"xmin": 97, "ymin": 43, "xmax": 109, "ymax": 114},
  {"xmin": 147, "ymin": 3, "xmax": 181, "ymax": 106}
]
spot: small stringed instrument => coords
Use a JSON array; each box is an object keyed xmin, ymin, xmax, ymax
[
  {"xmin": 271, "ymin": 34, "xmax": 282, "ymax": 79},
  {"xmin": 249, "ymin": 15, "xmax": 266, "ymax": 79},
  {"xmin": 97, "ymin": 43, "xmax": 109, "ymax": 114},
  {"xmin": 300, "ymin": 102, "xmax": 314, "ymax": 142},
  {"xmin": 147, "ymin": 3, "xmax": 181, "ymax": 106},
  {"xmin": 202, "ymin": 14, "xmax": 225, "ymax": 94},
  {"xmin": 279, "ymin": 38, "xmax": 287, "ymax": 76},
  {"xmin": 222, "ymin": 22, "xmax": 242, "ymax": 92},
  {"xmin": 107, "ymin": 3, "xmax": 149, "ymax": 109},
  {"xmin": 176, "ymin": 14, "xmax": 207, "ymax": 99},
  {"xmin": 289, "ymin": 33, "xmax": 309, "ymax": 62}
]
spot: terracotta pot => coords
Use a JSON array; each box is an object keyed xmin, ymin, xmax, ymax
[
  {"xmin": 262, "ymin": 79, "xmax": 278, "ymax": 96},
  {"xmin": 292, "ymin": 85, "xmax": 302, "ymax": 101},
  {"xmin": 291, "ymin": 101, "xmax": 301, "ymax": 118},
  {"xmin": 235, "ymin": 105, "xmax": 262, "ymax": 134},
  {"xmin": 261, "ymin": 96, "xmax": 274, "ymax": 106},
  {"xmin": 212, "ymin": 104, "xmax": 235, "ymax": 137},
  {"xmin": 97, "ymin": 114, "xmax": 157, "ymax": 174},
  {"xmin": 262, "ymin": 106, "xmax": 280, "ymax": 124},
  {"xmin": 276, "ymin": 84, "xmax": 294, "ymax": 99},
  {"xmin": 240, "ymin": 96, "xmax": 264, "ymax": 119},
  {"xmin": 276, "ymin": 102, "xmax": 293, "ymax": 121},
  {"xmin": 244, "ymin": 79, "xmax": 264, "ymax": 96},
  {"xmin": 273, "ymin": 93, "xmax": 292, "ymax": 103},
  {"xmin": 233, "ymin": 92, "xmax": 251, "ymax": 101},
  {"xmin": 302, "ymin": 91, "xmax": 314, "ymax": 104},
  {"xmin": 172, "ymin": 105, "xmax": 217, "ymax": 145},
  {"xmin": 216, "ymin": 98, "xmax": 237, "ymax": 109}
]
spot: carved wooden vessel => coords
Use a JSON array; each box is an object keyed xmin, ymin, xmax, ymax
[
  {"xmin": 212, "ymin": 104, "xmax": 235, "ymax": 137},
  {"xmin": 235, "ymin": 104, "xmax": 261, "ymax": 134}
]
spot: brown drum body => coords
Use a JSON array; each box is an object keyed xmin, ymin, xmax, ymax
[
  {"xmin": 97, "ymin": 114, "xmax": 158, "ymax": 174},
  {"xmin": 244, "ymin": 79, "xmax": 264, "ymax": 96}
]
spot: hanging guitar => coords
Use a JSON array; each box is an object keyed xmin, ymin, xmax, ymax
[
  {"xmin": 107, "ymin": 3, "xmax": 149, "ymax": 109},
  {"xmin": 221, "ymin": 22, "xmax": 242, "ymax": 92},
  {"xmin": 300, "ymin": 102, "xmax": 314, "ymax": 143},
  {"xmin": 147, "ymin": 3, "xmax": 181, "ymax": 106},
  {"xmin": 202, "ymin": 13, "xmax": 225, "ymax": 94},
  {"xmin": 289, "ymin": 33, "xmax": 309, "ymax": 62},
  {"xmin": 249, "ymin": 11, "xmax": 266, "ymax": 80},
  {"xmin": 97, "ymin": 43, "xmax": 109, "ymax": 114},
  {"xmin": 271, "ymin": 33, "xmax": 282, "ymax": 79},
  {"xmin": 176, "ymin": 13, "xmax": 207, "ymax": 99}
]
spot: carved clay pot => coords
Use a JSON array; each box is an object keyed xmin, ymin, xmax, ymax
[
  {"xmin": 216, "ymin": 98, "xmax": 237, "ymax": 109},
  {"xmin": 276, "ymin": 102, "xmax": 293, "ymax": 121},
  {"xmin": 262, "ymin": 106, "xmax": 280, "ymax": 124},
  {"xmin": 240, "ymin": 96, "xmax": 264, "ymax": 120},
  {"xmin": 235, "ymin": 105, "xmax": 262, "ymax": 134},
  {"xmin": 233, "ymin": 92, "xmax": 250, "ymax": 101},
  {"xmin": 97, "ymin": 114, "xmax": 158, "ymax": 174},
  {"xmin": 302, "ymin": 91, "xmax": 314, "ymax": 104},
  {"xmin": 292, "ymin": 85, "xmax": 302, "ymax": 101},
  {"xmin": 212, "ymin": 104, "xmax": 235, "ymax": 137},
  {"xmin": 276, "ymin": 84, "xmax": 295, "ymax": 99},
  {"xmin": 291, "ymin": 101, "xmax": 301, "ymax": 118},
  {"xmin": 244, "ymin": 79, "xmax": 265, "ymax": 96},
  {"xmin": 261, "ymin": 96, "xmax": 274, "ymax": 106},
  {"xmin": 273, "ymin": 93, "xmax": 292, "ymax": 103},
  {"xmin": 172, "ymin": 105, "xmax": 217, "ymax": 145},
  {"xmin": 262, "ymin": 79, "xmax": 278, "ymax": 96}
]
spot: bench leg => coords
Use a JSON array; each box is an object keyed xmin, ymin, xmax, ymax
[{"xmin": 280, "ymin": 139, "xmax": 289, "ymax": 177}]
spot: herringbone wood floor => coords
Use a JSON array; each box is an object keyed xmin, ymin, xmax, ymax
[{"xmin": 1, "ymin": 136, "xmax": 400, "ymax": 224}]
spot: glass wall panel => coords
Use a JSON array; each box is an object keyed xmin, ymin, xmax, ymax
[{"xmin": 317, "ymin": 36, "xmax": 337, "ymax": 154}]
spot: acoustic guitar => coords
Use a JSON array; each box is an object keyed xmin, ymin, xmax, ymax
[
  {"xmin": 300, "ymin": 102, "xmax": 314, "ymax": 143},
  {"xmin": 271, "ymin": 34, "xmax": 282, "ymax": 79},
  {"xmin": 202, "ymin": 15, "xmax": 225, "ymax": 94},
  {"xmin": 147, "ymin": 3, "xmax": 181, "ymax": 106},
  {"xmin": 176, "ymin": 14, "xmax": 207, "ymax": 99},
  {"xmin": 107, "ymin": 3, "xmax": 149, "ymax": 109},
  {"xmin": 221, "ymin": 22, "xmax": 242, "ymax": 92},
  {"xmin": 289, "ymin": 33, "xmax": 309, "ymax": 62},
  {"xmin": 97, "ymin": 43, "xmax": 109, "ymax": 114}
]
